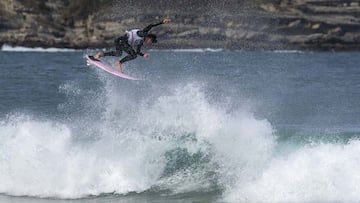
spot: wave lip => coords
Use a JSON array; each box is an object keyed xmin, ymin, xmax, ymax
[{"xmin": 1, "ymin": 44, "xmax": 77, "ymax": 52}]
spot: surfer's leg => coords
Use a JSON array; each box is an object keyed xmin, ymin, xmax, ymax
[
  {"xmin": 95, "ymin": 51, "xmax": 117, "ymax": 59},
  {"xmin": 96, "ymin": 48, "xmax": 120, "ymax": 59},
  {"xmin": 102, "ymin": 49, "xmax": 121, "ymax": 57},
  {"xmin": 119, "ymin": 43, "xmax": 137, "ymax": 63},
  {"xmin": 111, "ymin": 36, "xmax": 127, "ymax": 56},
  {"xmin": 115, "ymin": 53, "xmax": 136, "ymax": 73},
  {"xmin": 119, "ymin": 53, "xmax": 137, "ymax": 64},
  {"xmin": 115, "ymin": 44, "xmax": 137, "ymax": 72},
  {"xmin": 101, "ymin": 48, "xmax": 122, "ymax": 57},
  {"xmin": 115, "ymin": 43, "xmax": 137, "ymax": 72},
  {"xmin": 115, "ymin": 61, "xmax": 123, "ymax": 73},
  {"xmin": 95, "ymin": 36, "xmax": 126, "ymax": 59},
  {"xmin": 113, "ymin": 43, "xmax": 123, "ymax": 56},
  {"xmin": 95, "ymin": 51, "xmax": 116, "ymax": 59}
]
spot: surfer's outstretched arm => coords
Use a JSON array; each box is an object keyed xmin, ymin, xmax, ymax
[{"xmin": 137, "ymin": 18, "xmax": 170, "ymax": 37}]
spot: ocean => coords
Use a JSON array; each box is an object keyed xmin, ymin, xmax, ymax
[{"xmin": 1, "ymin": 47, "xmax": 360, "ymax": 202}]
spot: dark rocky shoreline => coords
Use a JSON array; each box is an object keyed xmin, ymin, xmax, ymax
[{"xmin": 1, "ymin": 0, "xmax": 360, "ymax": 51}]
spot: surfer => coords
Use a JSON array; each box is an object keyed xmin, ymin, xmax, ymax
[{"xmin": 94, "ymin": 18, "xmax": 171, "ymax": 72}]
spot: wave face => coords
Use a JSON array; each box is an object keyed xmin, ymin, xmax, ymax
[{"xmin": 1, "ymin": 51, "xmax": 360, "ymax": 201}]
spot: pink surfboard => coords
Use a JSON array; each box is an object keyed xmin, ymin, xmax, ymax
[{"xmin": 86, "ymin": 55, "xmax": 140, "ymax": 80}]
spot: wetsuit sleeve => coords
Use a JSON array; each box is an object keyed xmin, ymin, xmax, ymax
[{"xmin": 137, "ymin": 21, "xmax": 164, "ymax": 37}]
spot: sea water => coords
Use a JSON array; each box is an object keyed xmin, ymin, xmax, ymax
[{"xmin": 0, "ymin": 49, "xmax": 360, "ymax": 202}]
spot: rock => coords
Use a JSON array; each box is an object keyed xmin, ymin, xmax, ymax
[
  {"xmin": 312, "ymin": 23, "xmax": 321, "ymax": 30},
  {"xmin": 260, "ymin": 3, "xmax": 277, "ymax": 12},
  {"xmin": 350, "ymin": 2, "xmax": 359, "ymax": 7},
  {"xmin": 328, "ymin": 27, "xmax": 342, "ymax": 35},
  {"xmin": 288, "ymin": 20, "xmax": 301, "ymax": 28}
]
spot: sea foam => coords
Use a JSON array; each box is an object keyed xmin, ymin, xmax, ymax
[{"xmin": 0, "ymin": 82, "xmax": 274, "ymax": 199}]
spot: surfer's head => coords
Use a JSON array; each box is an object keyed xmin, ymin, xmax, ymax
[{"xmin": 145, "ymin": 34, "xmax": 157, "ymax": 45}]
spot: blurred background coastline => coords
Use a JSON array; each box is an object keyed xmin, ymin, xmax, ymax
[{"xmin": 1, "ymin": 0, "xmax": 359, "ymax": 51}]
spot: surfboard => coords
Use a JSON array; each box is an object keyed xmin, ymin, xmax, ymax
[{"xmin": 85, "ymin": 55, "xmax": 140, "ymax": 80}]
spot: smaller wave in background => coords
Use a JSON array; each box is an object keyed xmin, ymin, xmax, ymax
[
  {"xmin": 1, "ymin": 44, "xmax": 78, "ymax": 52},
  {"xmin": 152, "ymin": 48, "xmax": 224, "ymax": 53},
  {"xmin": 272, "ymin": 50, "xmax": 305, "ymax": 53}
]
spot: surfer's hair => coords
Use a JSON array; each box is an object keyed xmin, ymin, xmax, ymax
[{"xmin": 146, "ymin": 34, "xmax": 157, "ymax": 43}]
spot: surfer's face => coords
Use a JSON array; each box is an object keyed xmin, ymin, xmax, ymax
[{"xmin": 144, "ymin": 37, "xmax": 153, "ymax": 45}]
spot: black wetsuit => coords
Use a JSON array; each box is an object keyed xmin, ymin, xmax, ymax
[{"xmin": 103, "ymin": 21, "xmax": 164, "ymax": 64}]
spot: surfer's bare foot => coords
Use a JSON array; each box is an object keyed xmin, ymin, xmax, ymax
[
  {"xmin": 115, "ymin": 61, "xmax": 123, "ymax": 73},
  {"xmin": 94, "ymin": 52, "xmax": 104, "ymax": 59}
]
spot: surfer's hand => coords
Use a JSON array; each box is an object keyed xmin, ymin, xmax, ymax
[
  {"xmin": 163, "ymin": 19, "xmax": 170, "ymax": 24},
  {"xmin": 143, "ymin": 53, "xmax": 150, "ymax": 58}
]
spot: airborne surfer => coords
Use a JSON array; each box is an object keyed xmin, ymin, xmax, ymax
[{"xmin": 93, "ymin": 18, "xmax": 171, "ymax": 73}]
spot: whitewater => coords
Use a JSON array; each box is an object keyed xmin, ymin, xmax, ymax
[{"xmin": 0, "ymin": 49, "xmax": 360, "ymax": 202}]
